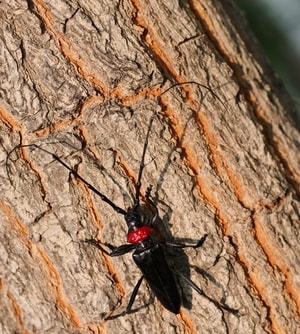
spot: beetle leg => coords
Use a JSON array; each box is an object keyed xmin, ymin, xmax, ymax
[
  {"xmin": 125, "ymin": 276, "xmax": 144, "ymax": 314},
  {"xmin": 84, "ymin": 239, "xmax": 136, "ymax": 256},
  {"xmin": 163, "ymin": 234, "xmax": 208, "ymax": 249}
]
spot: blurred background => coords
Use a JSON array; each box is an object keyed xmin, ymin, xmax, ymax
[{"xmin": 235, "ymin": 0, "xmax": 300, "ymax": 120}]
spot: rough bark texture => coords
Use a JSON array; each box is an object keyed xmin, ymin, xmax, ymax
[{"xmin": 1, "ymin": 0, "xmax": 300, "ymax": 334}]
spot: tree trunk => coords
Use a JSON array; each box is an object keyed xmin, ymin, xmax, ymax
[{"xmin": 1, "ymin": 1, "xmax": 299, "ymax": 333}]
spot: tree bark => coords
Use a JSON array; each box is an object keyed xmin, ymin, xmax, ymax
[{"xmin": 1, "ymin": 1, "xmax": 300, "ymax": 334}]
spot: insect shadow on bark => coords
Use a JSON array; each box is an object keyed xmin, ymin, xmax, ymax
[{"xmin": 149, "ymin": 108, "xmax": 237, "ymax": 315}]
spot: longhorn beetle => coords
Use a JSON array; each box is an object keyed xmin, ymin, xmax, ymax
[{"xmin": 7, "ymin": 82, "xmax": 238, "ymax": 318}]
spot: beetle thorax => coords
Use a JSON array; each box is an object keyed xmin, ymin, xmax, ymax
[{"xmin": 125, "ymin": 208, "xmax": 153, "ymax": 244}]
